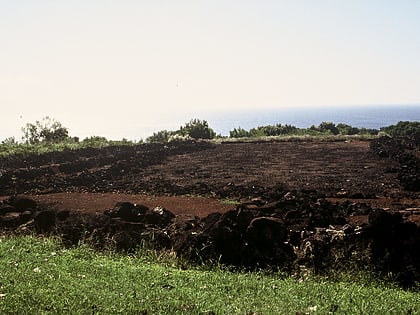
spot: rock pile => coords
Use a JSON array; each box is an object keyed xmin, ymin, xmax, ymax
[{"xmin": 1, "ymin": 193, "xmax": 419, "ymax": 287}]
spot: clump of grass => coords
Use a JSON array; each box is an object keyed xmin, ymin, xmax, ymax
[
  {"xmin": 0, "ymin": 235, "xmax": 418, "ymax": 314},
  {"xmin": 221, "ymin": 198, "xmax": 241, "ymax": 206}
]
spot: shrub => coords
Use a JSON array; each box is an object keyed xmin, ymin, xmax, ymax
[
  {"xmin": 317, "ymin": 121, "xmax": 340, "ymax": 135},
  {"xmin": 359, "ymin": 128, "xmax": 379, "ymax": 136},
  {"xmin": 246, "ymin": 127, "xmax": 265, "ymax": 137},
  {"xmin": 337, "ymin": 123, "xmax": 360, "ymax": 135},
  {"xmin": 230, "ymin": 127, "xmax": 250, "ymax": 138},
  {"xmin": 81, "ymin": 136, "xmax": 109, "ymax": 147},
  {"xmin": 229, "ymin": 124, "xmax": 299, "ymax": 138},
  {"xmin": 146, "ymin": 119, "xmax": 216, "ymax": 143},
  {"xmin": 1, "ymin": 137, "xmax": 17, "ymax": 145},
  {"xmin": 146, "ymin": 130, "xmax": 174, "ymax": 143},
  {"xmin": 381, "ymin": 121, "xmax": 420, "ymax": 140},
  {"xmin": 179, "ymin": 119, "xmax": 216, "ymax": 140}
]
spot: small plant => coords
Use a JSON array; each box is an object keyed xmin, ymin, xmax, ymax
[
  {"xmin": 221, "ymin": 198, "xmax": 241, "ymax": 206},
  {"xmin": 1, "ymin": 137, "xmax": 17, "ymax": 145}
]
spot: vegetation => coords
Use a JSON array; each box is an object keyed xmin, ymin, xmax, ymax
[
  {"xmin": 0, "ymin": 236, "xmax": 418, "ymax": 314},
  {"xmin": 146, "ymin": 129, "xmax": 175, "ymax": 144},
  {"xmin": 0, "ymin": 137, "xmax": 138, "ymax": 158},
  {"xmin": 0, "ymin": 117, "xmax": 139, "ymax": 158},
  {"xmin": 230, "ymin": 124, "xmax": 298, "ymax": 138},
  {"xmin": 0, "ymin": 118, "xmax": 419, "ymax": 313},
  {"xmin": 1, "ymin": 116, "xmax": 419, "ymax": 154},
  {"xmin": 147, "ymin": 119, "xmax": 216, "ymax": 143},
  {"xmin": 179, "ymin": 119, "xmax": 216, "ymax": 140},
  {"xmin": 380, "ymin": 121, "xmax": 420, "ymax": 140},
  {"xmin": 21, "ymin": 116, "xmax": 70, "ymax": 144},
  {"xmin": 229, "ymin": 121, "xmax": 381, "ymax": 140}
]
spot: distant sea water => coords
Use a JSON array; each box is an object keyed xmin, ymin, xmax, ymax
[
  {"xmin": 113, "ymin": 104, "xmax": 420, "ymax": 140},
  {"xmin": 202, "ymin": 105, "xmax": 420, "ymax": 137}
]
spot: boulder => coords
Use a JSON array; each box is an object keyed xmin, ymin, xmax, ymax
[
  {"xmin": 364, "ymin": 208, "xmax": 420, "ymax": 287},
  {"xmin": 34, "ymin": 210, "xmax": 56, "ymax": 233},
  {"xmin": 246, "ymin": 216, "xmax": 287, "ymax": 245},
  {"xmin": 143, "ymin": 206, "xmax": 175, "ymax": 227},
  {"xmin": 104, "ymin": 202, "xmax": 148, "ymax": 222},
  {"xmin": 6, "ymin": 196, "xmax": 37, "ymax": 211},
  {"xmin": 243, "ymin": 216, "xmax": 295, "ymax": 267}
]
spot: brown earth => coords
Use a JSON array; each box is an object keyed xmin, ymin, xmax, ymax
[
  {"xmin": 27, "ymin": 193, "xmax": 234, "ymax": 218},
  {"xmin": 0, "ymin": 139, "xmax": 418, "ymax": 217}
]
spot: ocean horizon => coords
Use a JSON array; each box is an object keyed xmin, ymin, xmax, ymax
[
  {"xmin": 204, "ymin": 104, "xmax": 420, "ymax": 137},
  {"xmin": 117, "ymin": 104, "xmax": 420, "ymax": 140},
  {"xmin": 2, "ymin": 104, "xmax": 419, "ymax": 141}
]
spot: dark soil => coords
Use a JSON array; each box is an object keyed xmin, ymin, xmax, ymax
[{"xmin": 1, "ymin": 138, "xmax": 419, "ymax": 287}]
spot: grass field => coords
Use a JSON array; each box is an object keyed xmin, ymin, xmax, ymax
[{"xmin": 0, "ymin": 236, "xmax": 418, "ymax": 314}]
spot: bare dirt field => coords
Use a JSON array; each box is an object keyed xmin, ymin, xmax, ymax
[{"xmin": 0, "ymin": 139, "xmax": 417, "ymax": 215}]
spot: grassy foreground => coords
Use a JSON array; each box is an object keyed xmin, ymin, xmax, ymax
[{"xmin": 0, "ymin": 236, "xmax": 418, "ymax": 314}]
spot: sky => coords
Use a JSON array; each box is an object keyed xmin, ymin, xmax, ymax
[{"xmin": 1, "ymin": 1, "xmax": 420, "ymax": 140}]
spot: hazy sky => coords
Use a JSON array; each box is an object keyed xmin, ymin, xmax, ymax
[{"xmin": 1, "ymin": 1, "xmax": 420, "ymax": 139}]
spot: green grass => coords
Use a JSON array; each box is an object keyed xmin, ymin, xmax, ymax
[
  {"xmin": 0, "ymin": 236, "xmax": 418, "ymax": 314},
  {"xmin": 0, "ymin": 138, "xmax": 137, "ymax": 158},
  {"xmin": 215, "ymin": 133, "xmax": 378, "ymax": 144},
  {"xmin": 221, "ymin": 198, "xmax": 241, "ymax": 206},
  {"xmin": 1, "ymin": 133, "xmax": 378, "ymax": 158}
]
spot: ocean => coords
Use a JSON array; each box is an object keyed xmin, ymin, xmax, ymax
[{"xmin": 203, "ymin": 105, "xmax": 420, "ymax": 137}]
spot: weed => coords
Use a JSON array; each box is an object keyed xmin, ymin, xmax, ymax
[{"xmin": 221, "ymin": 198, "xmax": 241, "ymax": 206}]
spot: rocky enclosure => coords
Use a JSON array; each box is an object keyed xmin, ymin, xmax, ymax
[{"xmin": 0, "ymin": 137, "xmax": 419, "ymax": 287}]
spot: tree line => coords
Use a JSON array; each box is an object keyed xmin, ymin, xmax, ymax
[{"xmin": 2, "ymin": 116, "xmax": 419, "ymax": 145}]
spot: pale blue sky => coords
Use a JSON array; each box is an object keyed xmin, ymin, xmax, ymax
[{"xmin": 1, "ymin": 1, "xmax": 419, "ymax": 139}]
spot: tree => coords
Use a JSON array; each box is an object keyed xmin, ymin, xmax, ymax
[
  {"xmin": 179, "ymin": 119, "xmax": 216, "ymax": 140},
  {"xmin": 318, "ymin": 121, "xmax": 339, "ymax": 135},
  {"xmin": 21, "ymin": 116, "xmax": 69, "ymax": 144}
]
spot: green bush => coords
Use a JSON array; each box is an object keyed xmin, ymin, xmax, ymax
[
  {"xmin": 230, "ymin": 124, "xmax": 299, "ymax": 138},
  {"xmin": 179, "ymin": 119, "xmax": 216, "ymax": 140},
  {"xmin": 317, "ymin": 121, "xmax": 340, "ymax": 135},
  {"xmin": 359, "ymin": 127, "xmax": 379, "ymax": 136},
  {"xmin": 229, "ymin": 127, "xmax": 250, "ymax": 138},
  {"xmin": 81, "ymin": 136, "xmax": 110, "ymax": 147},
  {"xmin": 145, "ymin": 119, "xmax": 216, "ymax": 143},
  {"xmin": 381, "ymin": 121, "xmax": 420, "ymax": 139},
  {"xmin": 337, "ymin": 123, "xmax": 360, "ymax": 135},
  {"xmin": 146, "ymin": 130, "xmax": 175, "ymax": 143}
]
